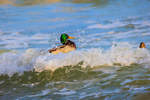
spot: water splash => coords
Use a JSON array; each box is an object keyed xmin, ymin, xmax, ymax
[{"xmin": 0, "ymin": 42, "xmax": 150, "ymax": 76}]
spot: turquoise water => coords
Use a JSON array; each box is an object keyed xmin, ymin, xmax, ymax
[{"xmin": 0, "ymin": 0, "xmax": 150, "ymax": 100}]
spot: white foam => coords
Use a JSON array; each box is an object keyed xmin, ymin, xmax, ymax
[
  {"xmin": 0, "ymin": 42, "xmax": 150, "ymax": 76},
  {"xmin": 0, "ymin": 49, "xmax": 40, "ymax": 76}
]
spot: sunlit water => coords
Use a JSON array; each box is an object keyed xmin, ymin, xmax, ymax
[{"xmin": 0, "ymin": 0, "xmax": 150, "ymax": 100}]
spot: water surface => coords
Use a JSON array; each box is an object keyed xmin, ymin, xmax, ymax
[{"xmin": 0, "ymin": 0, "xmax": 150, "ymax": 100}]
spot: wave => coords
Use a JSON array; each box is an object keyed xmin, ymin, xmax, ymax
[{"xmin": 0, "ymin": 42, "xmax": 150, "ymax": 76}]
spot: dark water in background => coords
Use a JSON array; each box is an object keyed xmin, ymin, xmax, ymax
[{"xmin": 0, "ymin": 0, "xmax": 150, "ymax": 100}]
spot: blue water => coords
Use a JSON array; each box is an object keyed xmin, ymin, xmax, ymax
[
  {"xmin": 0, "ymin": 0, "xmax": 150, "ymax": 100},
  {"xmin": 0, "ymin": 0, "xmax": 150, "ymax": 50}
]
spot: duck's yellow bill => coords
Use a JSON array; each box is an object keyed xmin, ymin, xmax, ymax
[{"xmin": 68, "ymin": 36, "xmax": 75, "ymax": 39}]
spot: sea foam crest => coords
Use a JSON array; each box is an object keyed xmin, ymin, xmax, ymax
[
  {"xmin": 34, "ymin": 42, "xmax": 150, "ymax": 72},
  {"xmin": 0, "ymin": 42, "xmax": 150, "ymax": 76}
]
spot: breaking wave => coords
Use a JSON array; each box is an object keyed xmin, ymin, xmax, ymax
[{"xmin": 0, "ymin": 42, "xmax": 150, "ymax": 76}]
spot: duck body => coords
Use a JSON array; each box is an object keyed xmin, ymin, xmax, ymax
[{"xmin": 48, "ymin": 34, "xmax": 76, "ymax": 54}]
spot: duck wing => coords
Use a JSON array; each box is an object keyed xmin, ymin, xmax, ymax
[{"xmin": 48, "ymin": 45, "xmax": 66, "ymax": 53}]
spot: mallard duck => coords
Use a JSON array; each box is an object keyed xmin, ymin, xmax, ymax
[
  {"xmin": 139, "ymin": 42, "xmax": 146, "ymax": 48},
  {"xmin": 48, "ymin": 33, "xmax": 76, "ymax": 54}
]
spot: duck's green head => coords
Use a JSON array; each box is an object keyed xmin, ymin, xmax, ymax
[{"xmin": 60, "ymin": 33, "xmax": 75, "ymax": 44}]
